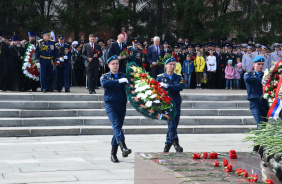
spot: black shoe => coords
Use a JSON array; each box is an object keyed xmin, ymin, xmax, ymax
[
  {"xmin": 253, "ymin": 145, "xmax": 260, "ymax": 152},
  {"xmin": 32, "ymin": 89, "xmax": 37, "ymax": 92},
  {"xmin": 172, "ymin": 140, "xmax": 183, "ymax": 153},
  {"xmin": 47, "ymin": 89, "xmax": 54, "ymax": 92},
  {"xmin": 111, "ymin": 146, "xmax": 119, "ymax": 163},
  {"xmin": 119, "ymin": 140, "xmax": 132, "ymax": 157},
  {"xmin": 65, "ymin": 89, "xmax": 70, "ymax": 92},
  {"xmin": 58, "ymin": 90, "xmax": 62, "ymax": 92},
  {"xmin": 89, "ymin": 91, "xmax": 93, "ymax": 94},
  {"xmin": 93, "ymin": 89, "xmax": 96, "ymax": 94},
  {"xmin": 163, "ymin": 144, "xmax": 172, "ymax": 153}
]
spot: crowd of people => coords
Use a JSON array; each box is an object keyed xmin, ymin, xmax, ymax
[{"xmin": 0, "ymin": 28, "xmax": 282, "ymax": 93}]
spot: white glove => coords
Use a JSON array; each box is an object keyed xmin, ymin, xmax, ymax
[
  {"xmin": 118, "ymin": 78, "xmax": 129, "ymax": 83},
  {"xmin": 160, "ymin": 82, "xmax": 169, "ymax": 88},
  {"xmin": 63, "ymin": 56, "xmax": 68, "ymax": 60},
  {"xmin": 60, "ymin": 58, "xmax": 64, "ymax": 62},
  {"xmin": 36, "ymin": 63, "xmax": 40, "ymax": 69}
]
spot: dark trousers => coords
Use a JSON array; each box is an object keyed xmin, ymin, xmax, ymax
[
  {"xmin": 57, "ymin": 65, "xmax": 70, "ymax": 90},
  {"xmin": 86, "ymin": 67, "xmax": 99, "ymax": 91},
  {"xmin": 207, "ymin": 71, "xmax": 216, "ymax": 89},
  {"xmin": 150, "ymin": 65, "xmax": 164, "ymax": 79},
  {"xmin": 118, "ymin": 59, "xmax": 126, "ymax": 74},
  {"xmin": 166, "ymin": 103, "xmax": 181, "ymax": 144},
  {"xmin": 40, "ymin": 63, "xmax": 54, "ymax": 91},
  {"xmin": 216, "ymin": 69, "xmax": 223, "ymax": 89},
  {"xmin": 249, "ymin": 100, "xmax": 269, "ymax": 129},
  {"xmin": 104, "ymin": 102, "xmax": 126, "ymax": 147}
]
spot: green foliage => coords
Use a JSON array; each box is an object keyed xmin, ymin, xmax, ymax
[{"xmin": 1, "ymin": 0, "xmax": 282, "ymax": 45}]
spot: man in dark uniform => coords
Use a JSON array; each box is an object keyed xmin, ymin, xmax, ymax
[
  {"xmin": 24, "ymin": 32, "xmax": 36, "ymax": 49},
  {"xmin": 244, "ymin": 56, "xmax": 269, "ymax": 151},
  {"xmin": 127, "ymin": 37, "xmax": 143, "ymax": 67},
  {"xmin": 163, "ymin": 40, "xmax": 172, "ymax": 54},
  {"xmin": 214, "ymin": 45, "xmax": 224, "ymax": 89},
  {"xmin": 71, "ymin": 44, "xmax": 84, "ymax": 86},
  {"xmin": 100, "ymin": 55, "xmax": 131, "ymax": 163},
  {"xmin": 55, "ymin": 35, "xmax": 72, "ymax": 92},
  {"xmin": 10, "ymin": 35, "xmax": 26, "ymax": 91},
  {"xmin": 0, "ymin": 30, "xmax": 10, "ymax": 91},
  {"xmin": 35, "ymin": 30, "xmax": 58, "ymax": 93},
  {"xmin": 225, "ymin": 45, "xmax": 235, "ymax": 66},
  {"xmin": 157, "ymin": 57, "xmax": 185, "ymax": 153}
]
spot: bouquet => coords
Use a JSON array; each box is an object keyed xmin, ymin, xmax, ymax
[
  {"xmin": 125, "ymin": 62, "xmax": 177, "ymax": 120},
  {"xmin": 150, "ymin": 53, "xmax": 172, "ymax": 69},
  {"xmin": 22, "ymin": 44, "xmax": 40, "ymax": 81},
  {"xmin": 120, "ymin": 48, "xmax": 130, "ymax": 57}
]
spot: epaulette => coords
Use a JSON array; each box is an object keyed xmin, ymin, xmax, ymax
[
  {"xmin": 49, "ymin": 40, "xmax": 55, "ymax": 43},
  {"xmin": 38, "ymin": 39, "xmax": 43, "ymax": 42},
  {"xmin": 55, "ymin": 43, "xmax": 59, "ymax": 45},
  {"xmin": 127, "ymin": 46, "xmax": 132, "ymax": 48},
  {"xmin": 157, "ymin": 73, "xmax": 164, "ymax": 77}
]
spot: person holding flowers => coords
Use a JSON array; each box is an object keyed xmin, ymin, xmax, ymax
[
  {"xmin": 157, "ymin": 57, "xmax": 185, "ymax": 153},
  {"xmin": 100, "ymin": 55, "xmax": 132, "ymax": 163},
  {"xmin": 244, "ymin": 56, "xmax": 269, "ymax": 151}
]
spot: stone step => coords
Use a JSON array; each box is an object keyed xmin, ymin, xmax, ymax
[
  {"xmin": 0, "ymin": 101, "xmax": 249, "ymax": 109},
  {"xmin": 0, "ymin": 109, "xmax": 252, "ymax": 117},
  {"xmin": 0, "ymin": 116, "xmax": 255, "ymax": 127},
  {"xmin": 0, "ymin": 94, "xmax": 247, "ymax": 101},
  {"xmin": 0, "ymin": 125, "xmax": 256, "ymax": 137}
]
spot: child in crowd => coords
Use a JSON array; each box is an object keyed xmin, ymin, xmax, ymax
[
  {"xmin": 182, "ymin": 54, "xmax": 194, "ymax": 89},
  {"xmin": 194, "ymin": 50, "xmax": 205, "ymax": 89},
  {"xmin": 206, "ymin": 49, "xmax": 217, "ymax": 89},
  {"xmin": 225, "ymin": 59, "xmax": 234, "ymax": 89},
  {"xmin": 234, "ymin": 57, "xmax": 241, "ymax": 68},
  {"xmin": 234, "ymin": 62, "xmax": 242, "ymax": 89}
]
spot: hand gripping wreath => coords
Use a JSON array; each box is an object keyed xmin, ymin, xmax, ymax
[{"xmin": 125, "ymin": 62, "xmax": 177, "ymax": 120}]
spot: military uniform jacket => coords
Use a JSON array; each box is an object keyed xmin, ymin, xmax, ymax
[
  {"xmin": 127, "ymin": 46, "xmax": 143, "ymax": 67},
  {"xmin": 35, "ymin": 39, "xmax": 58, "ymax": 66},
  {"xmin": 259, "ymin": 53, "xmax": 271, "ymax": 71},
  {"xmin": 56, "ymin": 43, "xmax": 72, "ymax": 67},
  {"xmin": 252, "ymin": 51, "xmax": 261, "ymax": 58},
  {"xmin": 100, "ymin": 72, "xmax": 127, "ymax": 104},
  {"xmin": 242, "ymin": 53, "xmax": 254, "ymax": 71},
  {"xmin": 156, "ymin": 73, "xmax": 184, "ymax": 104},
  {"xmin": 270, "ymin": 51, "xmax": 282, "ymax": 63},
  {"xmin": 214, "ymin": 51, "xmax": 225, "ymax": 70},
  {"xmin": 244, "ymin": 71, "xmax": 265, "ymax": 102},
  {"xmin": 71, "ymin": 50, "xmax": 84, "ymax": 69}
]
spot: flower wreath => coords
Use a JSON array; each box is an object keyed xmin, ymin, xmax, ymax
[
  {"xmin": 22, "ymin": 44, "xmax": 40, "ymax": 81},
  {"xmin": 125, "ymin": 62, "xmax": 177, "ymax": 120}
]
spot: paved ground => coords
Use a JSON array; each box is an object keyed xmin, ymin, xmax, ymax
[
  {"xmin": 0, "ymin": 134, "xmax": 253, "ymax": 184},
  {"xmin": 0, "ymin": 86, "xmax": 247, "ymax": 95}
]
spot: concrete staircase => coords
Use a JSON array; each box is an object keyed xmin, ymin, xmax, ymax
[{"xmin": 0, "ymin": 90, "xmax": 255, "ymax": 137}]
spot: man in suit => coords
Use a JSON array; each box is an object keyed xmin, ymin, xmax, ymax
[
  {"xmin": 82, "ymin": 34, "xmax": 102, "ymax": 94},
  {"xmin": 109, "ymin": 34, "xmax": 128, "ymax": 73},
  {"xmin": 147, "ymin": 36, "xmax": 165, "ymax": 79}
]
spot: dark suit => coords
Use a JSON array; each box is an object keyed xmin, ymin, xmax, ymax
[
  {"xmin": 109, "ymin": 41, "xmax": 127, "ymax": 73},
  {"xmin": 147, "ymin": 44, "xmax": 165, "ymax": 79},
  {"xmin": 82, "ymin": 42, "xmax": 102, "ymax": 92},
  {"xmin": 214, "ymin": 51, "xmax": 225, "ymax": 89}
]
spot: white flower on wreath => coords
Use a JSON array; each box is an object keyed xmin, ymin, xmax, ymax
[
  {"xmin": 145, "ymin": 101, "xmax": 152, "ymax": 107},
  {"xmin": 263, "ymin": 94, "xmax": 269, "ymax": 99},
  {"xmin": 153, "ymin": 100, "xmax": 161, "ymax": 103},
  {"xmin": 136, "ymin": 93, "xmax": 148, "ymax": 100},
  {"xmin": 145, "ymin": 90, "xmax": 152, "ymax": 96},
  {"xmin": 149, "ymin": 94, "xmax": 157, "ymax": 99}
]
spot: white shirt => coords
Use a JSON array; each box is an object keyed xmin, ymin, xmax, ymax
[{"xmin": 206, "ymin": 55, "xmax": 217, "ymax": 71}]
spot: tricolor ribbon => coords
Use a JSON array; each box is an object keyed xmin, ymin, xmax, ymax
[{"xmin": 158, "ymin": 113, "xmax": 162, "ymax": 120}]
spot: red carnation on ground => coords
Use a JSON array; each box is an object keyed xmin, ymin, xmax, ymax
[
  {"xmin": 209, "ymin": 152, "xmax": 218, "ymax": 159},
  {"xmin": 241, "ymin": 169, "xmax": 248, "ymax": 177},
  {"xmin": 213, "ymin": 160, "xmax": 219, "ymax": 167},
  {"xmin": 223, "ymin": 159, "xmax": 228, "ymax": 166},
  {"xmin": 202, "ymin": 152, "xmax": 207, "ymax": 159},
  {"xmin": 248, "ymin": 174, "xmax": 258, "ymax": 182},
  {"xmin": 192, "ymin": 153, "xmax": 201, "ymax": 159},
  {"xmin": 226, "ymin": 164, "xmax": 232, "ymax": 172},
  {"xmin": 235, "ymin": 168, "xmax": 242, "ymax": 176},
  {"xmin": 264, "ymin": 179, "xmax": 274, "ymax": 184}
]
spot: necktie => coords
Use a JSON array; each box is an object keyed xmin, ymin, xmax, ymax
[
  {"xmin": 91, "ymin": 44, "xmax": 94, "ymax": 52},
  {"xmin": 157, "ymin": 46, "xmax": 159, "ymax": 55}
]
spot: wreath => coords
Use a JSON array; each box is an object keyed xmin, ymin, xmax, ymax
[
  {"xmin": 22, "ymin": 44, "xmax": 40, "ymax": 81},
  {"xmin": 125, "ymin": 62, "xmax": 177, "ymax": 120}
]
